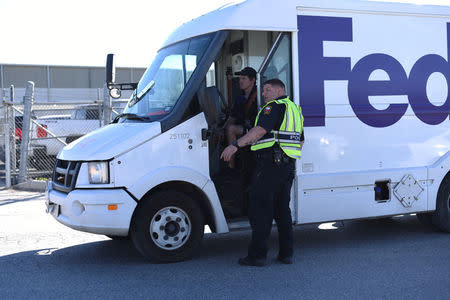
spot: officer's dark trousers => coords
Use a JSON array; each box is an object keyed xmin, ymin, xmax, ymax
[{"xmin": 248, "ymin": 155, "xmax": 295, "ymax": 259}]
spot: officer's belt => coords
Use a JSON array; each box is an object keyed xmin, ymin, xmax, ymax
[
  {"xmin": 254, "ymin": 150, "xmax": 272, "ymax": 159},
  {"xmin": 253, "ymin": 147, "xmax": 294, "ymax": 161}
]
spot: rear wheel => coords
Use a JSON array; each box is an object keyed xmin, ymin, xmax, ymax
[
  {"xmin": 131, "ymin": 191, "xmax": 204, "ymax": 262},
  {"xmin": 416, "ymin": 213, "xmax": 438, "ymax": 230},
  {"xmin": 431, "ymin": 176, "xmax": 450, "ymax": 232}
]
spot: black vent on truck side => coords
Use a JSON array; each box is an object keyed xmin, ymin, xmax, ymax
[{"xmin": 52, "ymin": 160, "xmax": 81, "ymax": 193}]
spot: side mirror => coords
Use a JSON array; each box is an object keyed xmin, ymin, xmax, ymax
[
  {"xmin": 105, "ymin": 53, "xmax": 138, "ymax": 99},
  {"xmin": 106, "ymin": 53, "xmax": 115, "ymax": 84},
  {"xmin": 106, "ymin": 54, "xmax": 121, "ymax": 99}
]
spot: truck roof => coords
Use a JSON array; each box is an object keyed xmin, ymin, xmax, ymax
[{"xmin": 161, "ymin": 0, "xmax": 450, "ymax": 49}]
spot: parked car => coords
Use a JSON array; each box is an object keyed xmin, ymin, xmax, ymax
[
  {"xmin": 0, "ymin": 114, "xmax": 36, "ymax": 167},
  {"xmin": 30, "ymin": 104, "xmax": 125, "ymax": 170},
  {"xmin": 29, "ymin": 105, "xmax": 102, "ymax": 170}
]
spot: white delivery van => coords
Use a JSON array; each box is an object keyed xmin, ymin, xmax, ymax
[{"xmin": 46, "ymin": 0, "xmax": 450, "ymax": 262}]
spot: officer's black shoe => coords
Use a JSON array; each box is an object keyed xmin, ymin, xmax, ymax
[
  {"xmin": 238, "ymin": 256, "xmax": 267, "ymax": 267},
  {"xmin": 277, "ymin": 255, "xmax": 293, "ymax": 264}
]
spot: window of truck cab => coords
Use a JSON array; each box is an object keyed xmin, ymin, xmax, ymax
[
  {"xmin": 260, "ymin": 33, "xmax": 292, "ymax": 99},
  {"xmin": 122, "ymin": 34, "xmax": 213, "ymax": 120}
]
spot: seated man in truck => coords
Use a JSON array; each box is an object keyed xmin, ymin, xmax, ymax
[{"xmin": 223, "ymin": 67, "xmax": 258, "ymax": 168}]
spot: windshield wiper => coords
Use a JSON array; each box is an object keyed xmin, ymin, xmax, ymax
[
  {"xmin": 112, "ymin": 113, "xmax": 151, "ymax": 123},
  {"xmin": 129, "ymin": 80, "xmax": 155, "ymax": 107}
]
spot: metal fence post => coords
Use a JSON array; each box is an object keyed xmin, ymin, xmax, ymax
[
  {"xmin": 10, "ymin": 85, "xmax": 16, "ymax": 171},
  {"xmin": 1, "ymin": 88, "xmax": 12, "ymax": 188},
  {"xmin": 18, "ymin": 81, "xmax": 34, "ymax": 183},
  {"xmin": 4, "ymin": 98, "xmax": 11, "ymax": 188},
  {"xmin": 103, "ymin": 84, "xmax": 112, "ymax": 125}
]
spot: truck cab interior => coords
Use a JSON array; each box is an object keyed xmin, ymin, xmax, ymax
[{"xmin": 198, "ymin": 29, "xmax": 293, "ymax": 220}]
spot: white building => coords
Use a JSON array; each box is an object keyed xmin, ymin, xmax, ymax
[{"xmin": 0, "ymin": 64, "xmax": 145, "ymax": 103}]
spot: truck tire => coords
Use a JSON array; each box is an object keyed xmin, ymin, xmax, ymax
[
  {"xmin": 431, "ymin": 175, "xmax": 450, "ymax": 232},
  {"xmin": 106, "ymin": 235, "xmax": 130, "ymax": 241},
  {"xmin": 416, "ymin": 213, "xmax": 438, "ymax": 230},
  {"xmin": 130, "ymin": 191, "xmax": 205, "ymax": 263}
]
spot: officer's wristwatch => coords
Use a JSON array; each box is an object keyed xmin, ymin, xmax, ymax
[{"xmin": 232, "ymin": 140, "xmax": 240, "ymax": 149}]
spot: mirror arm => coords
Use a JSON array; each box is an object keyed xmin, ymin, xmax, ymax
[{"xmin": 107, "ymin": 82, "xmax": 138, "ymax": 91}]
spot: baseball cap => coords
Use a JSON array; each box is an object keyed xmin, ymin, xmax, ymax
[{"xmin": 235, "ymin": 67, "xmax": 257, "ymax": 79}]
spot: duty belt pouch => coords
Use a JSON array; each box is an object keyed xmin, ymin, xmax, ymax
[
  {"xmin": 273, "ymin": 147, "xmax": 283, "ymax": 165},
  {"xmin": 282, "ymin": 154, "xmax": 291, "ymax": 163}
]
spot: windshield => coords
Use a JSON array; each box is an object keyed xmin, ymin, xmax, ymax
[{"xmin": 122, "ymin": 34, "xmax": 213, "ymax": 120}]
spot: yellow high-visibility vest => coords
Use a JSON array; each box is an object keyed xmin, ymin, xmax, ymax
[{"xmin": 251, "ymin": 97, "xmax": 304, "ymax": 159}]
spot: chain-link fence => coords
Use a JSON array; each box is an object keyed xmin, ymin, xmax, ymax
[
  {"xmin": 0, "ymin": 82, "xmax": 127, "ymax": 188},
  {"xmin": 0, "ymin": 89, "xmax": 18, "ymax": 188}
]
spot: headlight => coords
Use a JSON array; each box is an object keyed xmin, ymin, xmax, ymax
[{"xmin": 88, "ymin": 162, "xmax": 109, "ymax": 184}]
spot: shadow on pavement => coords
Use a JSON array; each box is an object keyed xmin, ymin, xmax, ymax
[
  {"xmin": 199, "ymin": 215, "xmax": 438, "ymax": 259},
  {"xmin": 0, "ymin": 215, "xmax": 440, "ymax": 266},
  {"xmin": 0, "ymin": 194, "xmax": 45, "ymax": 206},
  {"xmin": 1, "ymin": 215, "xmax": 448, "ymax": 299}
]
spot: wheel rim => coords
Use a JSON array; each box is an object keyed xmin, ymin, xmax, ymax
[{"xmin": 150, "ymin": 206, "xmax": 191, "ymax": 250}]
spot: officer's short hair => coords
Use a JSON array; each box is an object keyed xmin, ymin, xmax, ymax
[{"xmin": 264, "ymin": 78, "xmax": 285, "ymax": 91}]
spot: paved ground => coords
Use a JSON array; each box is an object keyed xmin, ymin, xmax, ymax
[{"xmin": 0, "ymin": 189, "xmax": 449, "ymax": 299}]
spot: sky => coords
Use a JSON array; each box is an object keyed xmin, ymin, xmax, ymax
[{"xmin": 0, "ymin": 0, "xmax": 449, "ymax": 68}]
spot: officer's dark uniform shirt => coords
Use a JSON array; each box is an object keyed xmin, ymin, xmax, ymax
[
  {"xmin": 230, "ymin": 87, "xmax": 258, "ymax": 128},
  {"xmin": 255, "ymin": 95, "xmax": 305, "ymax": 152}
]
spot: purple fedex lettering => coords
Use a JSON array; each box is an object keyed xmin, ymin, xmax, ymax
[
  {"xmin": 408, "ymin": 36, "xmax": 450, "ymax": 125},
  {"xmin": 298, "ymin": 15, "xmax": 450, "ymax": 127},
  {"xmin": 348, "ymin": 54, "xmax": 408, "ymax": 127},
  {"xmin": 298, "ymin": 16, "xmax": 352, "ymax": 127}
]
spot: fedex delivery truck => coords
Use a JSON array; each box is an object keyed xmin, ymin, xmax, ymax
[{"xmin": 46, "ymin": 0, "xmax": 450, "ymax": 262}]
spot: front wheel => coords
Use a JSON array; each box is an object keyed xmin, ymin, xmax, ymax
[
  {"xmin": 106, "ymin": 235, "xmax": 130, "ymax": 241},
  {"xmin": 130, "ymin": 191, "xmax": 205, "ymax": 263}
]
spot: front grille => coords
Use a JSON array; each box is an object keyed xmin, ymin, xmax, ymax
[{"xmin": 52, "ymin": 159, "xmax": 81, "ymax": 193}]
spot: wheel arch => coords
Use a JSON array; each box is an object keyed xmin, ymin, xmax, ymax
[
  {"xmin": 436, "ymin": 170, "xmax": 450, "ymax": 201},
  {"xmin": 127, "ymin": 167, "xmax": 228, "ymax": 233},
  {"xmin": 428, "ymin": 151, "xmax": 450, "ymax": 211},
  {"xmin": 132, "ymin": 181, "xmax": 218, "ymax": 233}
]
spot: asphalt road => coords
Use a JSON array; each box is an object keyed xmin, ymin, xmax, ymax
[{"xmin": 1, "ymin": 189, "xmax": 449, "ymax": 299}]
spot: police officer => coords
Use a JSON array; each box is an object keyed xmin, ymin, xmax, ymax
[{"xmin": 221, "ymin": 78, "xmax": 304, "ymax": 266}]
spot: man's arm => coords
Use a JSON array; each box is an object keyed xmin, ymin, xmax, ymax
[
  {"xmin": 220, "ymin": 126, "xmax": 267, "ymax": 162},
  {"xmin": 236, "ymin": 126, "xmax": 266, "ymax": 147},
  {"xmin": 223, "ymin": 116, "xmax": 237, "ymax": 129}
]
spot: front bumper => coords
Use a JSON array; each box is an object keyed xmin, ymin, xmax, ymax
[{"xmin": 45, "ymin": 182, "xmax": 137, "ymax": 236}]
